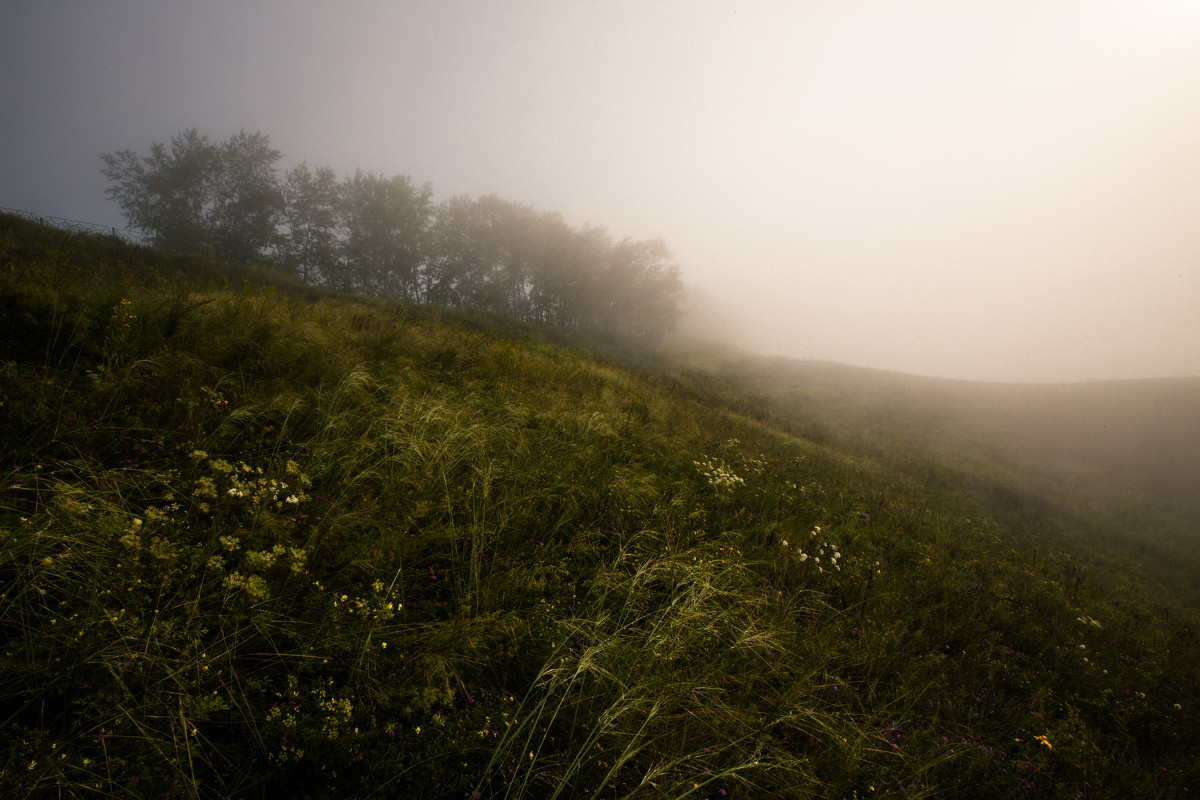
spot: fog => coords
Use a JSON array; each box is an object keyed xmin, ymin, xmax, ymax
[{"xmin": 4, "ymin": 0, "xmax": 1199, "ymax": 382}]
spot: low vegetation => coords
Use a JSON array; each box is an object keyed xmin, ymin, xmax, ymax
[
  {"xmin": 2, "ymin": 213, "xmax": 1197, "ymax": 798},
  {"xmin": 656, "ymin": 351, "xmax": 1200, "ymax": 604}
]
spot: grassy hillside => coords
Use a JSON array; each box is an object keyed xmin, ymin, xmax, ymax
[
  {"xmin": 2, "ymin": 213, "xmax": 1197, "ymax": 798},
  {"xmin": 653, "ymin": 349, "xmax": 1200, "ymax": 601}
]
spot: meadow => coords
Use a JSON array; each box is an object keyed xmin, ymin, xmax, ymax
[
  {"xmin": 2, "ymin": 213, "xmax": 1197, "ymax": 798},
  {"xmin": 654, "ymin": 349, "xmax": 1200, "ymax": 603}
]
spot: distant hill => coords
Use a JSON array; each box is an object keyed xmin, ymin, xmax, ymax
[
  {"xmin": 2, "ymin": 212, "xmax": 1197, "ymax": 798},
  {"xmin": 653, "ymin": 349, "xmax": 1200, "ymax": 596}
]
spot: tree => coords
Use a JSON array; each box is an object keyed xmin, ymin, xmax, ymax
[
  {"xmin": 425, "ymin": 195, "xmax": 483, "ymax": 307},
  {"xmin": 424, "ymin": 196, "xmax": 682, "ymax": 339},
  {"xmin": 595, "ymin": 237, "xmax": 683, "ymax": 344},
  {"xmin": 101, "ymin": 128, "xmax": 283, "ymax": 263},
  {"xmin": 277, "ymin": 163, "xmax": 341, "ymax": 284},
  {"xmin": 208, "ymin": 130, "xmax": 285, "ymax": 263},
  {"xmin": 524, "ymin": 215, "xmax": 605, "ymax": 328},
  {"xmin": 338, "ymin": 171, "xmax": 433, "ymax": 300},
  {"xmin": 102, "ymin": 128, "xmax": 218, "ymax": 254},
  {"xmin": 468, "ymin": 195, "xmax": 536, "ymax": 317},
  {"xmin": 101, "ymin": 128, "xmax": 686, "ymax": 345}
]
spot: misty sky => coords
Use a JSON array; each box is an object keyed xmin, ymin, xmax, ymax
[{"xmin": 4, "ymin": 0, "xmax": 1199, "ymax": 382}]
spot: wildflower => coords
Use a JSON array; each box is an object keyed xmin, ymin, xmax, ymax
[
  {"xmin": 222, "ymin": 571, "xmax": 269, "ymax": 599},
  {"xmin": 285, "ymin": 495, "xmax": 299, "ymax": 505},
  {"xmin": 781, "ymin": 540, "xmax": 789, "ymax": 547},
  {"xmin": 244, "ymin": 549, "xmax": 278, "ymax": 571}
]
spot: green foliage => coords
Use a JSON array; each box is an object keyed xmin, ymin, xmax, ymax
[
  {"xmin": 1, "ymin": 217, "xmax": 1198, "ymax": 798},
  {"xmin": 101, "ymin": 129, "xmax": 684, "ymax": 347},
  {"xmin": 278, "ymin": 163, "xmax": 340, "ymax": 285},
  {"xmin": 101, "ymin": 129, "xmax": 284, "ymax": 263}
]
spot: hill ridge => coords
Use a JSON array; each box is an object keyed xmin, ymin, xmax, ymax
[{"xmin": 2, "ymin": 213, "xmax": 1197, "ymax": 798}]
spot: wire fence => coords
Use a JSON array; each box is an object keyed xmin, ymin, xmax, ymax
[{"xmin": 0, "ymin": 206, "xmax": 156, "ymax": 247}]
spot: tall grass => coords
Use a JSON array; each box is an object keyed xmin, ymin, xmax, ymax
[{"xmin": 2, "ymin": 214, "xmax": 1198, "ymax": 798}]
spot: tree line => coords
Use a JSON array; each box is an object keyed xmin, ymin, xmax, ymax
[{"xmin": 101, "ymin": 129, "xmax": 683, "ymax": 343}]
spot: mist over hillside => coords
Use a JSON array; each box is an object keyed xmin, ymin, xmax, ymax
[
  {"xmin": 5, "ymin": 3, "xmax": 1200, "ymax": 793},
  {"xmin": 658, "ymin": 341, "xmax": 1200, "ymax": 583},
  {"xmin": 7, "ymin": 2, "xmax": 1200, "ymax": 383},
  {"xmin": 2, "ymin": 214, "xmax": 1198, "ymax": 797}
]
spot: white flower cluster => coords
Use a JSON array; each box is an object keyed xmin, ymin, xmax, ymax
[
  {"xmin": 200, "ymin": 455, "xmax": 311, "ymax": 510},
  {"xmin": 693, "ymin": 456, "xmax": 746, "ymax": 494},
  {"xmin": 783, "ymin": 526, "xmax": 842, "ymax": 572}
]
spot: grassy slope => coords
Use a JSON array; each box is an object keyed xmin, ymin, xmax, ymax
[
  {"xmin": 652, "ymin": 348, "xmax": 1200, "ymax": 599},
  {"xmin": 1, "ymin": 214, "xmax": 1197, "ymax": 798}
]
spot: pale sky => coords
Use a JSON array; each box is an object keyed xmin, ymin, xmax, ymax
[{"xmin": 4, "ymin": 0, "xmax": 1199, "ymax": 381}]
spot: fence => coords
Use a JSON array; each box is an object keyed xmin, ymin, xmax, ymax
[{"xmin": 0, "ymin": 206, "xmax": 156, "ymax": 247}]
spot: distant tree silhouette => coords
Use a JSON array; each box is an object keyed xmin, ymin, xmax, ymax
[
  {"xmin": 277, "ymin": 163, "xmax": 341, "ymax": 285},
  {"xmin": 337, "ymin": 171, "xmax": 433, "ymax": 300},
  {"xmin": 103, "ymin": 128, "xmax": 684, "ymax": 344},
  {"xmin": 102, "ymin": 129, "xmax": 283, "ymax": 262}
]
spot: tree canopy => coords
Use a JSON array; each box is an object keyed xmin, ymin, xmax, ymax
[
  {"xmin": 102, "ymin": 128, "xmax": 683, "ymax": 345},
  {"xmin": 102, "ymin": 129, "xmax": 283, "ymax": 263}
]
